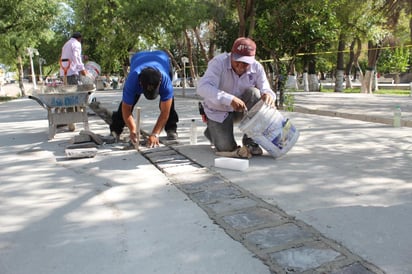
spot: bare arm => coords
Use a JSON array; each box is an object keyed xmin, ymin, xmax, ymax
[
  {"xmin": 121, "ymin": 102, "xmax": 138, "ymax": 143},
  {"xmin": 125, "ymin": 98, "xmax": 172, "ymax": 148}
]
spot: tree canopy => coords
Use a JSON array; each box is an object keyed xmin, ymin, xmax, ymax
[{"xmin": 0, "ymin": 0, "xmax": 410, "ymax": 94}]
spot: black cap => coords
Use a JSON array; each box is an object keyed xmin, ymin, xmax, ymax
[
  {"xmin": 71, "ymin": 32, "xmax": 82, "ymax": 39},
  {"xmin": 140, "ymin": 67, "xmax": 161, "ymax": 100}
]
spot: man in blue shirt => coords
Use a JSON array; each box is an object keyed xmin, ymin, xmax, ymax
[
  {"xmin": 197, "ymin": 37, "xmax": 276, "ymax": 155},
  {"xmin": 110, "ymin": 50, "xmax": 179, "ymax": 147}
]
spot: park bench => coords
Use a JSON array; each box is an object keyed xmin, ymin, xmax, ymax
[{"xmin": 377, "ymin": 77, "xmax": 394, "ymax": 84}]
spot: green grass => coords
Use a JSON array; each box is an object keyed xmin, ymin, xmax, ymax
[
  {"xmin": 305, "ymin": 87, "xmax": 411, "ymax": 96},
  {"xmin": 0, "ymin": 96, "xmax": 15, "ymax": 102},
  {"xmin": 374, "ymin": 89, "xmax": 411, "ymax": 95},
  {"xmin": 282, "ymin": 87, "xmax": 411, "ymax": 110}
]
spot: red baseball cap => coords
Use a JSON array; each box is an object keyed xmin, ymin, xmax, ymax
[{"xmin": 231, "ymin": 37, "xmax": 256, "ymax": 64}]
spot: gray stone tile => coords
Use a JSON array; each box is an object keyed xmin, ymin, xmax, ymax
[
  {"xmin": 174, "ymin": 173, "xmax": 226, "ymax": 193},
  {"xmin": 156, "ymin": 159, "xmax": 194, "ymax": 169},
  {"xmin": 190, "ymin": 185, "xmax": 243, "ymax": 204},
  {"xmin": 222, "ymin": 207, "xmax": 284, "ymax": 230},
  {"xmin": 148, "ymin": 153, "xmax": 187, "ymax": 163},
  {"xmin": 161, "ymin": 163, "xmax": 202, "ymax": 175},
  {"xmin": 270, "ymin": 244, "xmax": 342, "ymax": 272},
  {"xmin": 244, "ymin": 223, "xmax": 313, "ymax": 250},
  {"xmin": 205, "ymin": 197, "xmax": 259, "ymax": 214}
]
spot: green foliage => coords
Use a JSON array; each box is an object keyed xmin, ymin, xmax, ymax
[
  {"xmin": 377, "ymin": 46, "xmax": 410, "ymax": 74},
  {"xmin": 0, "ymin": 0, "xmax": 411, "ymax": 82},
  {"xmin": 283, "ymin": 93, "xmax": 295, "ymax": 112}
]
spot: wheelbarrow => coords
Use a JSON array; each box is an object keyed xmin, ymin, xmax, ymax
[{"xmin": 29, "ymin": 85, "xmax": 95, "ymax": 140}]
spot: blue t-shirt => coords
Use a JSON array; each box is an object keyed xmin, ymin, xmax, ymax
[{"xmin": 122, "ymin": 50, "xmax": 173, "ymax": 105}]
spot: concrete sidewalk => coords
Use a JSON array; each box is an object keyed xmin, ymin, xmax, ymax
[
  {"xmin": 292, "ymin": 92, "xmax": 412, "ymax": 127},
  {"xmin": 0, "ymin": 89, "xmax": 411, "ymax": 273}
]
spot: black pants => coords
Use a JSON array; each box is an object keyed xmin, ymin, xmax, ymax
[{"xmin": 110, "ymin": 94, "xmax": 179, "ymax": 135}]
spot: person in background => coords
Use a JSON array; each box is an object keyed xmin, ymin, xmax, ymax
[
  {"xmin": 197, "ymin": 37, "xmax": 276, "ymax": 155},
  {"xmin": 60, "ymin": 32, "xmax": 88, "ymax": 85}
]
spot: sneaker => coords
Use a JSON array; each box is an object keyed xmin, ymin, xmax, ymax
[
  {"xmin": 166, "ymin": 130, "xmax": 178, "ymax": 140},
  {"xmin": 242, "ymin": 135, "xmax": 263, "ymax": 156}
]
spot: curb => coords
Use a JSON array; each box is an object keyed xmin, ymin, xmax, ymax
[{"xmin": 294, "ymin": 105, "xmax": 412, "ymax": 127}]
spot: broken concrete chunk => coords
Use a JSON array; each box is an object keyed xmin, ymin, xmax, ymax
[
  {"xmin": 65, "ymin": 148, "xmax": 98, "ymax": 159},
  {"xmin": 79, "ymin": 130, "xmax": 103, "ymax": 145},
  {"xmin": 66, "ymin": 142, "xmax": 98, "ymax": 149},
  {"xmin": 70, "ymin": 134, "xmax": 92, "ymax": 144}
]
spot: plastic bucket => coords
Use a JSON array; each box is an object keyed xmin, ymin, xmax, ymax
[
  {"xmin": 85, "ymin": 61, "xmax": 101, "ymax": 80},
  {"xmin": 239, "ymin": 100, "xmax": 299, "ymax": 158}
]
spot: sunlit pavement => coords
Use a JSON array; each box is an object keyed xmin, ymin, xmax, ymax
[{"xmin": 0, "ymin": 86, "xmax": 411, "ymax": 273}]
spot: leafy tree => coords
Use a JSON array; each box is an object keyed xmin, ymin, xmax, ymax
[
  {"xmin": 378, "ymin": 46, "xmax": 410, "ymax": 82},
  {"xmin": 254, "ymin": 0, "xmax": 339, "ymax": 98},
  {"xmin": 0, "ymin": 0, "xmax": 60, "ymax": 95}
]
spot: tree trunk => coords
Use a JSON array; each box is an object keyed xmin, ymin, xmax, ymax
[
  {"xmin": 353, "ymin": 38, "xmax": 362, "ymax": 80},
  {"xmin": 285, "ymin": 75, "xmax": 299, "ymax": 90},
  {"xmin": 362, "ymin": 41, "xmax": 381, "ymax": 93},
  {"xmin": 362, "ymin": 69, "xmax": 374, "ymax": 94},
  {"xmin": 193, "ymin": 27, "xmax": 208, "ymax": 63},
  {"xmin": 236, "ymin": 0, "xmax": 246, "ymax": 36},
  {"xmin": 302, "ymin": 72, "xmax": 309, "ymax": 92},
  {"xmin": 335, "ymin": 35, "xmax": 345, "ymax": 92},
  {"xmin": 284, "ymin": 61, "xmax": 299, "ymax": 91},
  {"xmin": 394, "ymin": 73, "xmax": 400, "ymax": 84},
  {"xmin": 17, "ymin": 55, "xmax": 25, "ymax": 97},
  {"xmin": 184, "ymin": 30, "xmax": 196, "ymax": 80},
  {"xmin": 236, "ymin": 0, "xmax": 255, "ymax": 37},
  {"xmin": 345, "ymin": 40, "xmax": 355, "ymax": 89},
  {"xmin": 308, "ymin": 58, "xmax": 319, "ymax": 91},
  {"xmin": 335, "ymin": 70, "xmax": 345, "ymax": 92},
  {"xmin": 207, "ymin": 21, "xmax": 216, "ymax": 60}
]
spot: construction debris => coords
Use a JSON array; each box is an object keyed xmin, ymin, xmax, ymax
[
  {"xmin": 70, "ymin": 134, "xmax": 92, "ymax": 144},
  {"xmin": 79, "ymin": 130, "xmax": 103, "ymax": 145},
  {"xmin": 65, "ymin": 130, "xmax": 115, "ymax": 159},
  {"xmin": 65, "ymin": 148, "xmax": 98, "ymax": 159}
]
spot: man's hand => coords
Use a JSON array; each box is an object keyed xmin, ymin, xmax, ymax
[
  {"xmin": 147, "ymin": 134, "xmax": 160, "ymax": 148},
  {"xmin": 231, "ymin": 97, "xmax": 248, "ymax": 112},
  {"xmin": 261, "ymin": 93, "xmax": 276, "ymax": 108},
  {"xmin": 129, "ymin": 131, "xmax": 138, "ymax": 144}
]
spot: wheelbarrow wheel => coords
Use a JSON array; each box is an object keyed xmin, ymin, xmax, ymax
[{"xmin": 68, "ymin": 123, "xmax": 76, "ymax": 131}]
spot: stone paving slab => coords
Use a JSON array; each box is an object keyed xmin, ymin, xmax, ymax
[
  {"xmin": 292, "ymin": 92, "xmax": 412, "ymax": 127},
  {"xmin": 139, "ymin": 144, "xmax": 385, "ymax": 274},
  {"xmin": 4, "ymin": 89, "xmax": 404, "ymax": 273}
]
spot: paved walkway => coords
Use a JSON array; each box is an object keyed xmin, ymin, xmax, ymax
[
  {"xmin": 1, "ymin": 86, "xmax": 411, "ymax": 273},
  {"xmin": 292, "ymin": 92, "xmax": 412, "ymax": 127}
]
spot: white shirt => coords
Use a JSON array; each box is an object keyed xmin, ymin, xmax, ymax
[
  {"xmin": 60, "ymin": 38, "xmax": 85, "ymax": 76},
  {"xmin": 197, "ymin": 52, "xmax": 276, "ymax": 123}
]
